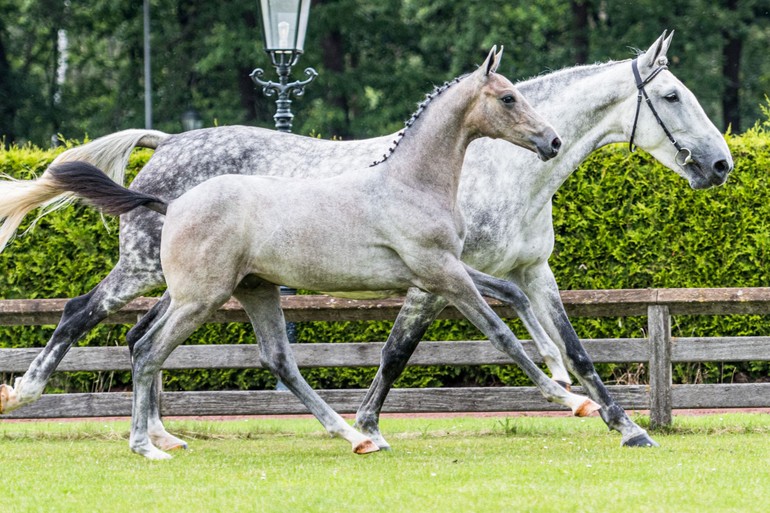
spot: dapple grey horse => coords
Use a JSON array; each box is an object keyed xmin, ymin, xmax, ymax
[
  {"xmin": 41, "ymin": 48, "xmax": 599, "ymax": 459},
  {"xmin": 0, "ymin": 32, "xmax": 731, "ymax": 449}
]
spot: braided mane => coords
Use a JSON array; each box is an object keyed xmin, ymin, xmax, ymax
[{"xmin": 370, "ymin": 74, "xmax": 469, "ymax": 167}]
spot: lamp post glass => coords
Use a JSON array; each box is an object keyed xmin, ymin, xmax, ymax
[
  {"xmin": 252, "ymin": 0, "xmax": 317, "ymax": 133},
  {"xmin": 260, "ymin": 0, "xmax": 310, "ymax": 54},
  {"xmin": 181, "ymin": 109, "xmax": 203, "ymax": 131}
]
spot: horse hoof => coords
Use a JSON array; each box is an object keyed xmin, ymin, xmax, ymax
[
  {"xmin": 363, "ymin": 431, "xmax": 391, "ymax": 451},
  {"xmin": 353, "ymin": 439, "xmax": 380, "ymax": 455},
  {"xmin": 145, "ymin": 450, "xmax": 173, "ymax": 461},
  {"xmin": 165, "ymin": 441, "xmax": 188, "ymax": 451},
  {"xmin": 151, "ymin": 433, "xmax": 189, "ymax": 451},
  {"xmin": 0, "ymin": 384, "xmax": 15, "ymax": 414},
  {"xmin": 555, "ymin": 380, "xmax": 572, "ymax": 392},
  {"xmin": 132, "ymin": 443, "xmax": 173, "ymax": 460},
  {"xmin": 622, "ymin": 432, "xmax": 660, "ymax": 448},
  {"xmin": 573, "ymin": 398, "xmax": 601, "ymax": 417}
]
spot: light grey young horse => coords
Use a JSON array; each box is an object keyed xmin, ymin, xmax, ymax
[
  {"xmin": 39, "ymin": 48, "xmax": 601, "ymax": 459},
  {"xmin": 0, "ymin": 32, "xmax": 731, "ymax": 449}
]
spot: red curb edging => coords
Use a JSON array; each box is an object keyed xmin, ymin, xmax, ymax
[{"xmin": 3, "ymin": 408, "xmax": 769, "ymax": 424}]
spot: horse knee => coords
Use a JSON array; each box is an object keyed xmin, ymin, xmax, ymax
[
  {"xmin": 380, "ymin": 341, "xmax": 413, "ymax": 370},
  {"xmin": 505, "ymin": 283, "xmax": 531, "ymax": 308},
  {"xmin": 488, "ymin": 329, "xmax": 523, "ymax": 356},
  {"xmin": 128, "ymin": 295, "xmax": 171, "ymax": 353},
  {"xmin": 566, "ymin": 347, "xmax": 595, "ymax": 376},
  {"xmin": 62, "ymin": 291, "xmax": 96, "ymax": 318},
  {"xmin": 260, "ymin": 349, "xmax": 293, "ymax": 378}
]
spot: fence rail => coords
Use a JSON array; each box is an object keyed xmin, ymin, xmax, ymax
[{"xmin": 2, "ymin": 288, "xmax": 770, "ymax": 426}]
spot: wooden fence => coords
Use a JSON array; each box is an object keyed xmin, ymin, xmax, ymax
[{"xmin": 2, "ymin": 287, "xmax": 770, "ymax": 427}]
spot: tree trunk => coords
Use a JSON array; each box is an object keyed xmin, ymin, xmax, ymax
[
  {"xmin": 48, "ymin": 26, "xmax": 60, "ymax": 142},
  {"xmin": 0, "ymin": 28, "xmax": 16, "ymax": 145},
  {"xmin": 321, "ymin": 28, "xmax": 351, "ymax": 137},
  {"xmin": 721, "ymin": 0, "xmax": 742, "ymax": 132},
  {"xmin": 571, "ymin": 0, "xmax": 589, "ymax": 64},
  {"xmin": 239, "ymin": 9, "xmax": 263, "ymax": 124}
]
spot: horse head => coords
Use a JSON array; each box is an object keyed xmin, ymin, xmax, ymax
[
  {"xmin": 469, "ymin": 47, "xmax": 562, "ymax": 162},
  {"xmin": 624, "ymin": 30, "xmax": 733, "ymax": 189}
]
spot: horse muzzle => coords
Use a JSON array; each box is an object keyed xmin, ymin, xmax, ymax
[
  {"xmin": 535, "ymin": 134, "xmax": 562, "ymax": 162},
  {"xmin": 685, "ymin": 153, "xmax": 733, "ymax": 189}
]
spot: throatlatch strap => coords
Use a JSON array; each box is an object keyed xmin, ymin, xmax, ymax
[{"xmin": 629, "ymin": 58, "xmax": 682, "ymax": 154}]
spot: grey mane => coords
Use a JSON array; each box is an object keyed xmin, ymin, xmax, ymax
[{"xmin": 370, "ymin": 73, "xmax": 470, "ymax": 167}]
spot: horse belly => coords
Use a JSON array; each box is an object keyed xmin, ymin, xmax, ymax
[{"xmin": 249, "ymin": 240, "xmax": 416, "ymax": 295}]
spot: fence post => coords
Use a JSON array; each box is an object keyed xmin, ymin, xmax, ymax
[{"xmin": 647, "ymin": 304, "xmax": 672, "ymax": 428}]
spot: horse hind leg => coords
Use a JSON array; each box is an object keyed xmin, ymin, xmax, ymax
[
  {"xmin": 130, "ymin": 298, "xmax": 218, "ymax": 460},
  {"xmin": 355, "ymin": 288, "xmax": 448, "ymax": 449},
  {"xmin": 234, "ymin": 283, "xmax": 378, "ymax": 455},
  {"xmin": 0, "ymin": 291, "xmax": 100, "ymax": 413},
  {"xmin": 0, "ymin": 261, "xmax": 163, "ymax": 414},
  {"xmin": 147, "ymin": 373, "xmax": 188, "ymax": 451},
  {"xmin": 127, "ymin": 293, "xmax": 188, "ymax": 451}
]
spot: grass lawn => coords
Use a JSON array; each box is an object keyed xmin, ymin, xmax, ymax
[{"xmin": 1, "ymin": 413, "xmax": 769, "ymax": 513}]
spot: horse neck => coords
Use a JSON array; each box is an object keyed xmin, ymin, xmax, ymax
[
  {"xmin": 514, "ymin": 60, "xmax": 636, "ymax": 210},
  {"xmin": 382, "ymin": 79, "xmax": 479, "ymax": 207}
]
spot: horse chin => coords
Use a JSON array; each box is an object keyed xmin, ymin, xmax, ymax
[
  {"xmin": 536, "ymin": 148, "xmax": 555, "ymax": 162},
  {"xmin": 683, "ymin": 160, "xmax": 726, "ymax": 190}
]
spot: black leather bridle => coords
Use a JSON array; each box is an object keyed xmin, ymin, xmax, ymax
[{"xmin": 628, "ymin": 57, "xmax": 693, "ymax": 167}]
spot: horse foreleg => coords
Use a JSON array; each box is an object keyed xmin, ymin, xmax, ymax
[
  {"xmin": 235, "ymin": 283, "xmax": 378, "ymax": 455},
  {"xmin": 430, "ymin": 261, "xmax": 599, "ymax": 417},
  {"xmin": 463, "ymin": 264, "xmax": 573, "ymax": 388},
  {"xmin": 518, "ymin": 265, "xmax": 658, "ymax": 447},
  {"xmin": 355, "ymin": 288, "xmax": 448, "ymax": 449}
]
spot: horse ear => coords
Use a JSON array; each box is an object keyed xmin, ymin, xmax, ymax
[
  {"xmin": 640, "ymin": 30, "xmax": 672, "ymax": 69},
  {"xmin": 661, "ymin": 30, "xmax": 675, "ymax": 57},
  {"xmin": 483, "ymin": 45, "xmax": 499, "ymax": 76}
]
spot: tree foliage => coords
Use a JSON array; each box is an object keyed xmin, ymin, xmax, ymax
[
  {"xmin": 1, "ymin": 124, "xmax": 769, "ymax": 392},
  {"xmin": 1, "ymin": 0, "xmax": 769, "ymax": 146}
]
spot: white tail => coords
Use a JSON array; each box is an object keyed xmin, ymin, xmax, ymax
[{"xmin": 0, "ymin": 129, "xmax": 169, "ymax": 253}]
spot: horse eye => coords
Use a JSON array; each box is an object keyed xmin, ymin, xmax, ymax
[
  {"xmin": 501, "ymin": 94, "xmax": 515, "ymax": 104},
  {"xmin": 664, "ymin": 93, "xmax": 679, "ymax": 103}
]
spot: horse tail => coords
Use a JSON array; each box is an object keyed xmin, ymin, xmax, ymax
[
  {"xmin": 46, "ymin": 161, "xmax": 168, "ymax": 216},
  {"xmin": 0, "ymin": 129, "xmax": 169, "ymax": 253}
]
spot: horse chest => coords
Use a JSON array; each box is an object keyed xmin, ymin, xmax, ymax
[{"xmin": 461, "ymin": 203, "xmax": 555, "ymax": 276}]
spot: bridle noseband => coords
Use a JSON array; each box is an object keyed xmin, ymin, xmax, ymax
[{"xmin": 628, "ymin": 58, "xmax": 693, "ymax": 167}]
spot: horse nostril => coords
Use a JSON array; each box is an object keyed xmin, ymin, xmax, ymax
[
  {"xmin": 714, "ymin": 159, "xmax": 732, "ymax": 176},
  {"xmin": 551, "ymin": 137, "xmax": 562, "ymax": 152}
]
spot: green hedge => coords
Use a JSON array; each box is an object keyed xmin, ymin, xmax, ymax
[{"xmin": 1, "ymin": 123, "xmax": 769, "ymax": 393}]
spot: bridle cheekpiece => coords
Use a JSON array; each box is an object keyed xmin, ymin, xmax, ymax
[{"xmin": 628, "ymin": 57, "xmax": 693, "ymax": 167}]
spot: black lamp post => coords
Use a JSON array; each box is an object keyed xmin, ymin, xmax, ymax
[
  {"xmin": 252, "ymin": 2, "xmax": 317, "ymax": 384},
  {"xmin": 181, "ymin": 109, "xmax": 203, "ymax": 132},
  {"xmin": 251, "ymin": 0, "xmax": 318, "ymax": 133}
]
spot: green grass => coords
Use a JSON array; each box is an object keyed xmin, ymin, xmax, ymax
[{"xmin": 1, "ymin": 414, "xmax": 769, "ymax": 513}]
